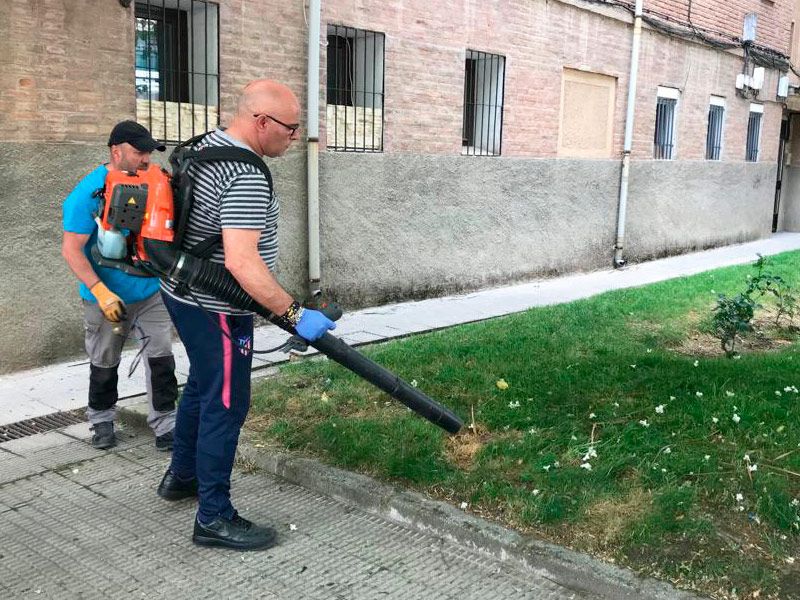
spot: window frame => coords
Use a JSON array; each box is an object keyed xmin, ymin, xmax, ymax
[
  {"xmin": 325, "ymin": 24, "xmax": 386, "ymax": 153},
  {"xmin": 705, "ymin": 95, "xmax": 726, "ymax": 161},
  {"xmin": 653, "ymin": 86, "xmax": 680, "ymax": 160},
  {"xmin": 462, "ymin": 49, "xmax": 506, "ymax": 157},
  {"xmin": 134, "ymin": 0, "xmax": 220, "ymax": 144},
  {"xmin": 746, "ymin": 103, "xmax": 764, "ymax": 163}
]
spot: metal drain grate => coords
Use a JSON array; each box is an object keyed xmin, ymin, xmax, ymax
[{"xmin": 0, "ymin": 409, "xmax": 87, "ymax": 443}]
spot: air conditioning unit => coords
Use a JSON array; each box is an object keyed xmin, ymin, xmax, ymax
[
  {"xmin": 778, "ymin": 75, "xmax": 790, "ymax": 98},
  {"xmin": 752, "ymin": 67, "xmax": 765, "ymax": 90}
]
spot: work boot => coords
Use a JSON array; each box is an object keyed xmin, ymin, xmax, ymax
[
  {"xmin": 156, "ymin": 469, "xmax": 198, "ymax": 501},
  {"xmin": 155, "ymin": 430, "xmax": 174, "ymax": 452},
  {"xmin": 91, "ymin": 422, "xmax": 116, "ymax": 450},
  {"xmin": 192, "ymin": 512, "xmax": 277, "ymax": 551}
]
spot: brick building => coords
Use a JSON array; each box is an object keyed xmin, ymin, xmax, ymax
[{"xmin": 1, "ymin": 0, "xmax": 798, "ymax": 372}]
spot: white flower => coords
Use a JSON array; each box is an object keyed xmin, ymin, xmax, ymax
[
  {"xmin": 704, "ymin": 455, "xmax": 711, "ymax": 461},
  {"xmin": 664, "ymin": 447, "xmax": 672, "ymax": 454},
  {"xmin": 695, "ymin": 391, "xmax": 703, "ymax": 398},
  {"xmin": 744, "ymin": 454, "xmax": 751, "ymax": 462},
  {"xmin": 791, "ymin": 499, "xmax": 799, "ymax": 507},
  {"xmin": 571, "ymin": 435, "xmax": 578, "ymax": 441},
  {"xmin": 554, "ymin": 461, "xmax": 560, "ymax": 468},
  {"xmin": 630, "ymin": 364, "xmax": 637, "ymax": 369},
  {"xmin": 712, "ymin": 417, "xmax": 719, "ymax": 424},
  {"xmin": 582, "ymin": 447, "xmax": 598, "ymax": 462},
  {"xmin": 748, "ymin": 464, "xmax": 758, "ymax": 472},
  {"xmin": 655, "ymin": 405, "xmax": 665, "ymax": 414},
  {"xmin": 613, "ymin": 402, "xmax": 620, "ymax": 408},
  {"xmin": 508, "ymin": 401, "xmax": 520, "ymax": 409},
  {"xmin": 787, "ymin": 557, "xmax": 796, "ymax": 565},
  {"xmin": 543, "ymin": 465, "xmax": 551, "ymax": 472},
  {"xmin": 528, "ymin": 428, "xmax": 537, "ymax": 435},
  {"xmin": 639, "ymin": 419, "xmax": 650, "ymax": 428},
  {"xmin": 589, "ymin": 412, "xmax": 596, "ymax": 419},
  {"xmin": 738, "ymin": 505, "xmax": 746, "ymax": 511},
  {"xmin": 410, "ymin": 379, "xmax": 418, "ymax": 388},
  {"xmin": 532, "ymin": 489, "xmax": 541, "ymax": 496},
  {"xmin": 693, "ymin": 360, "xmax": 699, "ymax": 367},
  {"xmin": 736, "ymin": 493, "xmax": 744, "ymax": 502},
  {"xmin": 725, "ymin": 391, "xmax": 735, "ymax": 397},
  {"xmin": 460, "ymin": 501, "xmax": 468, "ymax": 510},
  {"xmin": 732, "ymin": 414, "xmax": 741, "ymax": 424},
  {"xmin": 669, "ymin": 396, "xmax": 676, "ymax": 401},
  {"xmin": 776, "ymin": 390, "xmax": 783, "ymax": 396},
  {"xmin": 289, "ymin": 523, "xmax": 297, "ymax": 531},
  {"xmin": 784, "ymin": 386, "xmax": 794, "ymax": 392},
  {"xmin": 646, "ymin": 348, "xmax": 653, "ymax": 353},
  {"xmin": 734, "ymin": 355, "xmax": 741, "ymax": 360},
  {"xmin": 580, "ymin": 462, "xmax": 592, "ymax": 471}
]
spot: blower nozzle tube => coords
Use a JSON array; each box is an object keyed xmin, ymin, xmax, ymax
[{"xmin": 143, "ymin": 239, "xmax": 463, "ymax": 434}]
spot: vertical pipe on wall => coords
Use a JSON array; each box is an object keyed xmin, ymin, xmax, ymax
[
  {"xmin": 614, "ymin": 0, "xmax": 644, "ymax": 268},
  {"xmin": 307, "ymin": 0, "xmax": 322, "ymax": 295}
]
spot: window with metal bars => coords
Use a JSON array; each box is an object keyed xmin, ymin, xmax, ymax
[
  {"xmin": 326, "ymin": 25, "xmax": 385, "ymax": 152},
  {"xmin": 653, "ymin": 95, "xmax": 677, "ymax": 159},
  {"xmin": 462, "ymin": 50, "xmax": 505, "ymax": 156},
  {"xmin": 746, "ymin": 107, "xmax": 763, "ymax": 162},
  {"xmin": 134, "ymin": 0, "xmax": 219, "ymax": 144},
  {"xmin": 705, "ymin": 101, "xmax": 725, "ymax": 160}
]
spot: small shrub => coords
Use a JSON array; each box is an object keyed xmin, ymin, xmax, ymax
[{"xmin": 711, "ymin": 293, "xmax": 757, "ymax": 356}]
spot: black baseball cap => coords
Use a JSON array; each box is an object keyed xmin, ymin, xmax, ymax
[{"xmin": 107, "ymin": 120, "xmax": 166, "ymax": 152}]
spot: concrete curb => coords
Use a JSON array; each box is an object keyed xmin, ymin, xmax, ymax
[{"xmin": 118, "ymin": 402, "xmax": 699, "ymax": 600}]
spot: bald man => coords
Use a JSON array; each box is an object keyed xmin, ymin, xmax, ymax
[{"xmin": 157, "ymin": 80, "xmax": 336, "ymax": 550}]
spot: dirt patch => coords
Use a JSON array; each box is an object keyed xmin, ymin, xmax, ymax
[
  {"xmin": 579, "ymin": 488, "xmax": 651, "ymax": 548},
  {"xmin": 674, "ymin": 330, "xmax": 792, "ymax": 358},
  {"xmin": 444, "ymin": 422, "xmax": 492, "ymax": 470},
  {"xmin": 672, "ymin": 307, "xmax": 796, "ymax": 358}
]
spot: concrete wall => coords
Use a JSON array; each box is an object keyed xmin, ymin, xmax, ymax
[
  {"xmin": 625, "ymin": 161, "xmax": 778, "ymax": 261},
  {"xmin": 782, "ymin": 167, "xmax": 800, "ymax": 230}
]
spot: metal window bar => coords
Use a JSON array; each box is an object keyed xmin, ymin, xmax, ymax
[
  {"xmin": 134, "ymin": 0, "xmax": 219, "ymax": 144},
  {"xmin": 654, "ymin": 97, "xmax": 676, "ymax": 160},
  {"xmin": 326, "ymin": 24, "xmax": 385, "ymax": 152},
  {"xmin": 462, "ymin": 50, "xmax": 505, "ymax": 156},
  {"xmin": 746, "ymin": 112, "xmax": 762, "ymax": 162},
  {"xmin": 705, "ymin": 105, "xmax": 724, "ymax": 160}
]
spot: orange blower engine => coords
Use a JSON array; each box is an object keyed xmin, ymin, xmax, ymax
[{"xmin": 92, "ymin": 164, "xmax": 176, "ymax": 276}]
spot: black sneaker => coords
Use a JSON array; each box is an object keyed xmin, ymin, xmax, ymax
[
  {"xmin": 192, "ymin": 512, "xmax": 277, "ymax": 551},
  {"xmin": 157, "ymin": 469, "xmax": 198, "ymax": 501},
  {"xmin": 91, "ymin": 422, "xmax": 116, "ymax": 450},
  {"xmin": 155, "ymin": 430, "xmax": 174, "ymax": 452}
]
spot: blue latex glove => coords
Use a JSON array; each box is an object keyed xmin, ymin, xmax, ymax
[{"xmin": 295, "ymin": 308, "xmax": 336, "ymax": 341}]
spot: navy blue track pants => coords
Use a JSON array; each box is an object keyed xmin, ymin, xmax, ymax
[{"xmin": 162, "ymin": 292, "xmax": 254, "ymax": 522}]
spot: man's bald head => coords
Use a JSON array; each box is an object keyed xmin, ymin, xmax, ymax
[
  {"xmin": 226, "ymin": 79, "xmax": 301, "ymax": 158},
  {"xmin": 236, "ymin": 79, "xmax": 299, "ymax": 118}
]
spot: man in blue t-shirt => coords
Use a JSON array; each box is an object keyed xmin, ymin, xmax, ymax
[{"xmin": 62, "ymin": 121, "xmax": 177, "ymax": 451}]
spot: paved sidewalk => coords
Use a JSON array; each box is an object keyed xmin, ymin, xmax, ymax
[
  {"xmin": 0, "ymin": 422, "xmax": 694, "ymax": 600},
  {"xmin": 2, "ymin": 232, "xmax": 800, "ymax": 427}
]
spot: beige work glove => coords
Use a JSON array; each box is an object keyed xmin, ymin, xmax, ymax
[{"xmin": 90, "ymin": 282, "xmax": 127, "ymax": 323}]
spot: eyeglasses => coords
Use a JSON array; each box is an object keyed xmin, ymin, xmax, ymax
[{"xmin": 253, "ymin": 113, "xmax": 300, "ymax": 135}]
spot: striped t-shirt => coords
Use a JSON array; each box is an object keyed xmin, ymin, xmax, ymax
[{"xmin": 161, "ymin": 129, "xmax": 279, "ymax": 315}]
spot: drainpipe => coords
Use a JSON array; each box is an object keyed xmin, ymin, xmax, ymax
[
  {"xmin": 306, "ymin": 0, "xmax": 322, "ymax": 296},
  {"xmin": 613, "ymin": 0, "xmax": 644, "ymax": 268}
]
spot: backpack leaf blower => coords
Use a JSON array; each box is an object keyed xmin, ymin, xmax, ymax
[{"xmin": 93, "ymin": 146, "xmax": 462, "ymax": 435}]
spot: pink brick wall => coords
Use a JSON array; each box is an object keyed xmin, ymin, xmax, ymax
[
  {"xmin": 322, "ymin": 0, "xmax": 784, "ymax": 161},
  {"xmin": 0, "ymin": 0, "xmax": 135, "ymax": 142},
  {"xmin": 647, "ymin": 0, "xmax": 793, "ymax": 54},
  {"xmin": 0, "ymin": 0, "xmax": 787, "ymax": 164}
]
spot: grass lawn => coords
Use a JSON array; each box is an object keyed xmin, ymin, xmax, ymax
[{"xmin": 248, "ymin": 251, "xmax": 800, "ymax": 599}]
